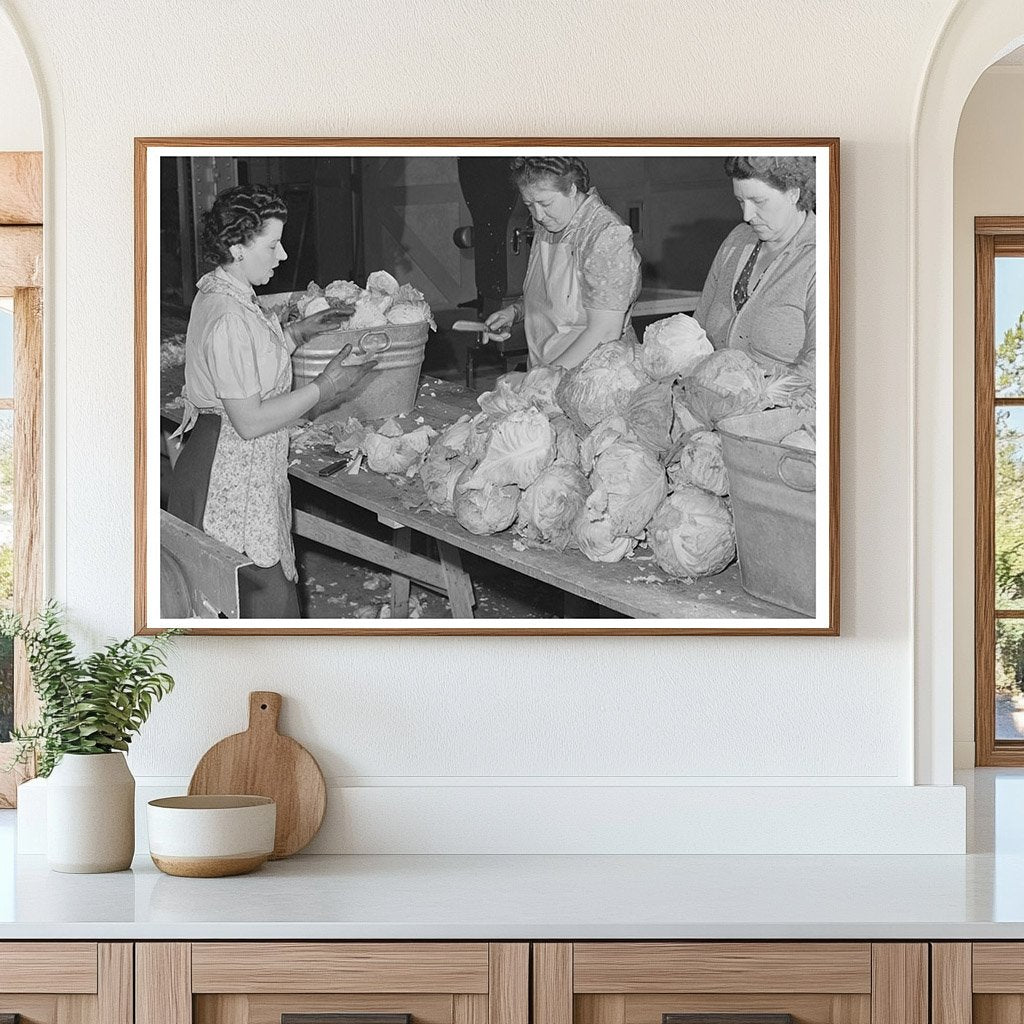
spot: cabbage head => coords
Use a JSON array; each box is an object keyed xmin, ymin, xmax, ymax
[
  {"xmin": 549, "ymin": 414, "xmax": 581, "ymax": 466},
  {"xmin": 347, "ymin": 299, "xmax": 389, "ymax": 328},
  {"xmin": 641, "ymin": 313, "xmax": 713, "ymax": 381},
  {"xmin": 438, "ymin": 415, "xmax": 473, "ymax": 454},
  {"xmin": 579, "ymin": 416, "xmax": 633, "ymax": 474},
  {"xmin": 478, "ymin": 366, "xmax": 565, "ymax": 418},
  {"xmin": 464, "ymin": 407, "xmax": 555, "ymax": 490},
  {"xmin": 623, "ymin": 382, "xmax": 676, "ymax": 456},
  {"xmin": 648, "ymin": 485, "xmax": 736, "ymax": 579},
  {"xmin": 477, "ymin": 376, "xmax": 530, "ymax": 418},
  {"xmin": 393, "ymin": 282, "xmax": 426, "ymax": 304},
  {"xmin": 386, "ymin": 300, "xmax": 435, "ymax": 330},
  {"xmin": 516, "ymin": 463, "xmax": 591, "ymax": 551},
  {"xmin": 573, "ymin": 513, "xmax": 637, "ymax": 563},
  {"xmin": 516, "ymin": 366, "xmax": 565, "ymax": 416},
  {"xmin": 555, "ymin": 339, "xmax": 649, "ymax": 434},
  {"xmin": 419, "ymin": 440, "xmax": 471, "ymax": 515},
  {"xmin": 365, "ymin": 270, "xmax": 400, "ymax": 295},
  {"xmin": 325, "ymin": 279, "xmax": 363, "ymax": 304},
  {"xmin": 587, "ymin": 440, "xmax": 667, "ymax": 538},
  {"xmin": 300, "ymin": 295, "xmax": 331, "ymax": 318},
  {"xmin": 668, "ymin": 431, "xmax": 729, "ymax": 496},
  {"xmin": 363, "ymin": 423, "xmax": 435, "ymax": 476},
  {"xmin": 678, "ymin": 349, "xmax": 770, "ymax": 427},
  {"xmin": 453, "ymin": 468, "xmax": 519, "ymax": 535},
  {"xmin": 672, "ymin": 389, "xmax": 705, "ymax": 437}
]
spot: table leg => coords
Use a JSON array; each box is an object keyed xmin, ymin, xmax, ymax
[
  {"xmin": 390, "ymin": 527, "xmax": 412, "ymax": 618},
  {"xmin": 437, "ymin": 541, "xmax": 476, "ymax": 618},
  {"xmin": 465, "ymin": 343, "xmax": 476, "ymax": 390}
]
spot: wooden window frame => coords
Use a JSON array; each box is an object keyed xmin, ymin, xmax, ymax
[
  {"xmin": 0, "ymin": 151, "xmax": 43, "ymax": 806},
  {"xmin": 975, "ymin": 217, "xmax": 1024, "ymax": 765}
]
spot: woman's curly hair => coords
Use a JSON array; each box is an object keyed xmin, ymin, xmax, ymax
[
  {"xmin": 509, "ymin": 156, "xmax": 591, "ymax": 195},
  {"xmin": 200, "ymin": 184, "xmax": 288, "ymax": 266},
  {"xmin": 724, "ymin": 155, "xmax": 816, "ymax": 212}
]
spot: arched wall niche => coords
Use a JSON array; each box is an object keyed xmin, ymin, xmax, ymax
[{"xmin": 914, "ymin": 0, "xmax": 1024, "ymax": 785}]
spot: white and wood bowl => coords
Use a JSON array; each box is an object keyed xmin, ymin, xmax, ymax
[{"xmin": 147, "ymin": 795, "xmax": 276, "ymax": 877}]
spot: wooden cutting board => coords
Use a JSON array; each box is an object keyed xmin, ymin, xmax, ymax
[{"xmin": 188, "ymin": 691, "xmax": 326, "ymax": 859}]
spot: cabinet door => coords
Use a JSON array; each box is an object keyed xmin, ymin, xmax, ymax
[
  {"xmin": 533, "ymin": 944, "xmax": 928, "ymax": 1024},
  {"xmin": 0, "ymin": 942, "xmax": 131, "ymax": 1024},
  {"xmin": 942, "ymin": 942, "xmax": 1024, "ymax": 1024},
  {"xmin": 137, "ymin": 943, "xmax": 528, "ymax": 1024}
]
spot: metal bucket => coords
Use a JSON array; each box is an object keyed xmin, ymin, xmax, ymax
[
  {"xmin": 717, "ymin": 408, "xmax": 816, "ymax": 616},
  {"xmin": 291, "ymin": 321, "xmax": 429, "ymax": 424}
]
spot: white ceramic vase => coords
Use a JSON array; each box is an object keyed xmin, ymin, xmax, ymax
[{"xmin": 46, "ymin": 752, "xmax": 135, "ymax": 873}]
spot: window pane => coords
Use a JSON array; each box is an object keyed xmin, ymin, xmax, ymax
[
  {"xmin": 996, "ymin": 256, "xmax": 1024, "ymax": 397},
  {"xmin": 0, "ymin": 410, "xmax": 11, "ymax": 742},
  {"xmin": 0, "ymin": 305, "xmax": 12, "ymax": 399},
  {"xmin": 997, "ymin": 407, "xmax": 1024, "ymax": 609},
  {"xmin": 997, "ymin": 620, "xmax": 1024, "ymax": 740}
]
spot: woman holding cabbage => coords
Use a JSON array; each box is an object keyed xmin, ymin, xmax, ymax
[
  {"xmin": 484, "ymin": 157, "xmax": 642, "ymax": 369},
  {"xmin": 694, "ymin": 156, "xmax": 817, "ymax": 384},
  {"xmin": 167, "ymin": 184, "xmax": 376, "ymax": 618}
]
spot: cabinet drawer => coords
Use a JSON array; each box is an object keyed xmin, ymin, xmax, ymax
[
  {"xmin": 139, "ymin": 942, "xmax": 528, "ymax": 1024},
  {"xmin": 572, "ymin": 944, "xmax": 872, "ymax": 994},
  {"xmin": 534, "ymin": 943, "xmax": 926, "ymax": 1024},
  {"xmin": 0, "ymin": 942, "xmax": 98, "ymax": 993},
  {"xmin": 191, "ymin": 943, "xmax": 490, "ymax": 993},
  {"xmin": 0, "ymin": 943, "xmax": 130, "ymax": 1024}
]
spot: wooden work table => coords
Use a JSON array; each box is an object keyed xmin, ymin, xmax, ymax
[{"xmin": 160, "ymin": 368, "xmax": 799, "ymax": 622}]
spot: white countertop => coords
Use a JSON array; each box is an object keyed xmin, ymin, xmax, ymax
[
  {"xmin": 1, "ymin": 769, "xmax": 1021, "ymax": 941},
  {"xmin": 0, "ymin": 849, "xmax": 1019, "ymax": 941}
]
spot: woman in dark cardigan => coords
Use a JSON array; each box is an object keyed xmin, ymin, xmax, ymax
[{"xmin": 694, "ymin": 156, "xmax": 817, "ymax": 384}]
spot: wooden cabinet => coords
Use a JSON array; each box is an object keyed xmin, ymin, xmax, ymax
[
  {"xmin": 932, "ymin": 943, "xmax": 1021, "ymax": 1024},
  {"xmin": 0, "ymin": 938, "xmax": 950, "ymax": 1024},
  {"xmin": 532, "ymin": 943, "xmax": 928, "ymax": 1024},
  {"xmin": 136, "ymin": 944, "xmax": 528, "ymax": 1024},
  {"xmin": 0, "ymin": 943, "xmax": 132, "ymax": 1024}
]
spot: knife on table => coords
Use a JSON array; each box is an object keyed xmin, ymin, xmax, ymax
[{"xmin": 318, "ymin": 456, "xmax": 354, "ymax": 477}]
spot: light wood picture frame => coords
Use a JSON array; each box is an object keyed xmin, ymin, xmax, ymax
[{"xmin": 135, "ymin": 138, "xmax": 839, "ymax": 636}]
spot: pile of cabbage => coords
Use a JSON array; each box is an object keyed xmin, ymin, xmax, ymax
[
  {"xmin": 284, "ymin": 269, "xmax": 436, "ymax": 331},
  {"xmin": 313, "ymin": 312, "xmax": 814, "ymax": 583}
]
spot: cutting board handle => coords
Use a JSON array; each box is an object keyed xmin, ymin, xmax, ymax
[{"xmin": 248, "ymin": 691, "xmax": 282, "ymax": 734}]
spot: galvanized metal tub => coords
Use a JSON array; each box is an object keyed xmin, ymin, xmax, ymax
[
  {"xmin": 259, "ymin": 292, "xmax": 429, "ymax": 423},
  {"xmin": 291, "ymin": 321, "xmax": 429, "ymax": 423},
  {"xmin": 717, "ymin": 408, "xmax": 816, "ymax": 616}
]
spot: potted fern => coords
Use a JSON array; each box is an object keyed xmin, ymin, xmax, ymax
[{"xmin": 2, "ymin": 603, "xmax": 178, "ymax": 873}]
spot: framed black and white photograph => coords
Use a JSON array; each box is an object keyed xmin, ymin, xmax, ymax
[{"xmin": 135, "ymin": 138, "xmax": 838, "ymax": 635}]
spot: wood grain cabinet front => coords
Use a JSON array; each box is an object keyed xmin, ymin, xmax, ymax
[
  {"xmin": 933, "ymin": 943, "xmax": 1024, "ymax": 1024},
  {"xmin": 0, "ymin": 942, "xmax": 132, "ymax": 1024},
  {"xmin": 136, "ymin": 944, "xmax": 529, "ymax": 1024},
  {"xmin": 532, "ymin": 944, "xmax": 930, "ymax": 1024}
]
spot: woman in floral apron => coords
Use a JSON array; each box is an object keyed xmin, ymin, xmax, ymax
[
  {"xmin": 167, "ymin": 184, "xmax": 375, "ymax": 618},
  {"xmin": 485, "ymin": 156, "xmax": 642, "ymax": 369}
]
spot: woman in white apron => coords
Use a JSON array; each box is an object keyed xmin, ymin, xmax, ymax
[
  {"xmin": 167, "ymin": 184, "xmax": 376, "ymax": 618},
  {"xmin": 485, "ymin": 157, "xmax": 641, "ymax": 369}
]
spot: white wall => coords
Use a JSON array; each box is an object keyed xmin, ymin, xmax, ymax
[
  {"xmin": 952, "ymin": 65, "xmax": 1024, "ymax": 767},
  {"xmin": 0, "ymin": 7, "xmax": 40, "ymax": 151},
  {"xmin": 0, "ymin": 0, "xmax": 978, "ymax": 853}
]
